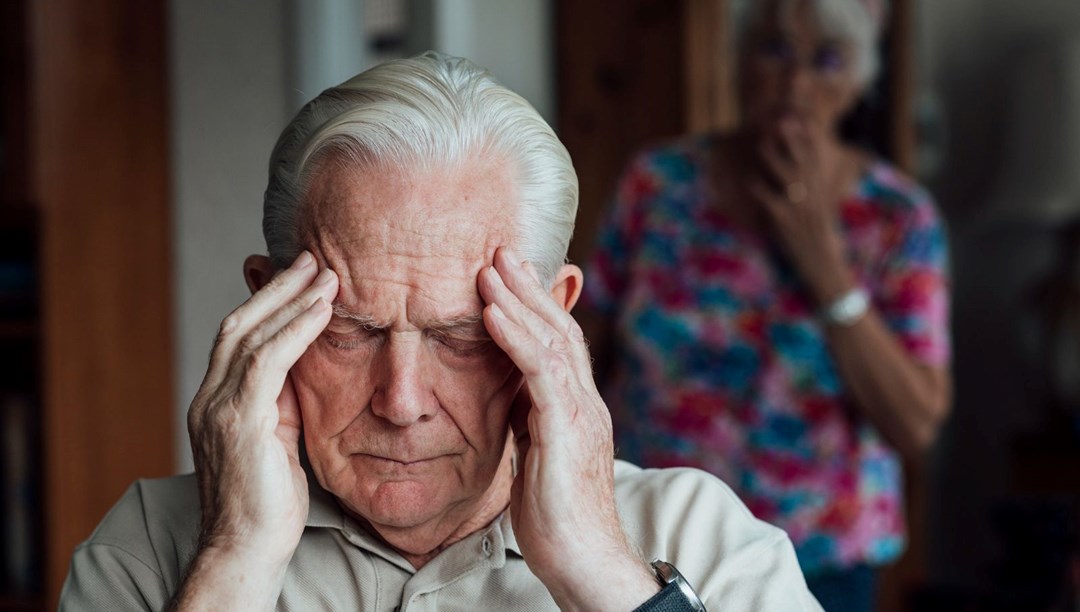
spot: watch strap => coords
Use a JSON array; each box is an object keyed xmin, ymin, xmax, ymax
[
  {"xmin": 635, "ymin": 560, "xmax": 707, "ymax": 612},
  {"xmin": 632, "ymin": 581, "xmax": 702, "ymax": 612}
]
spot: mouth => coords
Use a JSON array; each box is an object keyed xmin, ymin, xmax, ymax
[{"xmin": 355, "ymin": 453, "xmax": 442, "ymax": 467}]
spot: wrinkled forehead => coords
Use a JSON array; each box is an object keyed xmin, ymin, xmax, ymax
[{"xmin": 299, "ymin": 157, "xmax": 518, "ymax": 289}]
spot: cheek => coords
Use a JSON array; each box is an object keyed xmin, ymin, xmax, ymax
[
  {"xmin": 291, "ymin": 345, "xmax": 373, "ymax": 437},
  {"xmin": 818, "ymin": 78, "xmax": 860, "ymax": 116},
  {"xmin": 437, "ymin": 351, "xmax": 520, "ymax": 438}
]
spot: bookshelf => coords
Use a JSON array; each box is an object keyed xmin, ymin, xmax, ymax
[
  {"xmin": 0, "ymin": 218, "xmax": 39, "ymax": 611},
  {"xmin": 1, "ymin": 0, "xmax": 175, "ymax": 609},
  {"xmin": 0, "ymin": 1, "xmax": 40, "ymax": 606}
]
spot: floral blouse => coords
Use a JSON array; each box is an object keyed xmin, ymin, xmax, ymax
[{"xmin": 582, "ymin": 137, "xmax": 951, "ymax": 574}]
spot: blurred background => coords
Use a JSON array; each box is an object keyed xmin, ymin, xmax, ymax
[{"xmin": 0, "ymin": 0, "xmax": 1078, "ymax": 610}]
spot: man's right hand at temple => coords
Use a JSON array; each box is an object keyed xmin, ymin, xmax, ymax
[{"xmin": 171, "ymin": 250, "xmax": 336, "ymax": 611}]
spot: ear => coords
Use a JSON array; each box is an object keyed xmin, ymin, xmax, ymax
[
  {"xmin": 243, "ymin": 254, "xmax": 276, "ymax": 295},
  {"xmin": 548, "ymin": 263, "xmax": 584, "ymax": 313}
]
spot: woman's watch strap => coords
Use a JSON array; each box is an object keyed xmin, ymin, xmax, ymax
[{"xmin": 633, "ymin": 560, "xmax": 707, "ymax": 612}]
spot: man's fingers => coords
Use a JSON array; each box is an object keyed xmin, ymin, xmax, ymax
[
  {"xmin": 210, "ymin": 252, "xmax": 319, "ymax": 367},
  {"xmin": 491, "ymin": 248, "xmax": 575, "ymax": 330},
  {"xmin": 236, "ymin": 268, "xmax": 338, "ymax": 357},
  {"xmin": 479, "ymin": 264, "xmax": 560, "ymax": 350},
  {"xmin": 229, "ymin": 251, "xmax": 319, "ymax": 334},
  {"xmin": 277, "ymin": 374, "xmax": 303, "ymax": 435},
  {"xmin": 483, "ymin": 301, "xmax": 552, "ymax": 379},
  {"xmin": 484, "ymin": 302, "xmax": 583, "ymax": 423},
  {"xmin": 490, "ymin": 247, "xmax": 593, "ymax": 368},
  {"xmin": 239, "ymin": 296, "xmax": 333, "ymax": 418}
]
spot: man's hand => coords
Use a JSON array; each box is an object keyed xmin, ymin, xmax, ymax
[
  {"xmin": 174, "ymin": 251, "xmax": 336, "ymax": 610},
  {"xmin": 478, "ymin": 247, "xmax": 659, "ymax": 612}
]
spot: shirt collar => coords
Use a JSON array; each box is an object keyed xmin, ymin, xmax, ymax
[
  {"xmin": 301, "ymin": 447, "xmax": 346, "ymax": 530},
  {"xmin": 499, "ymin": 511, "xmax": 523, "ymax": 557},
  {"xmin": 305, "ymin": 469, "xmax": 347, "ymax": 530}
]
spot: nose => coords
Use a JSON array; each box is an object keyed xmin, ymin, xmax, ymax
[
  {"xmin": 781, "ymin": 61, "xmax": 814, "ymax": 99},
  {"xmin": 370, "ymin": 334, "xmax": 438, "ymax": 426}
]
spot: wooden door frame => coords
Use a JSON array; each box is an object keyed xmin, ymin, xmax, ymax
[{"xmin": 29, "ymin": 1, "xmax": 175, "ymax": 606}]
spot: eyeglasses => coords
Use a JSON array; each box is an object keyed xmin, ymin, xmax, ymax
[{"xmin": 751, "ymin": 36, "xmax": 850, "ymax": 79}]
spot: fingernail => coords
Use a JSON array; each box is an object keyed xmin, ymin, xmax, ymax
[
  {"xmin": 294, "ymin": 251, "xmax": 315, "ymax": 269},
  {"xmin": 315, "ymin": 268, "xmax": 335, "ymax": 286},
  {"xmin": 502, "ymin": 247, "xmax": 519, "ymax": 266},
  {"xmin": 490, "ymin": 303, "xmax": 506, "ymax": 319}
]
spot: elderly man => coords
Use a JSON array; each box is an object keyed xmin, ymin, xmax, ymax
[{"xmin": 61, "ymin": 53, "xmax": 821, "ymax": 611}]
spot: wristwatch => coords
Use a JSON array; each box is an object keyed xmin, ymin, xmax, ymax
[
  {"xmin": 820, "ymin": 287, "xmax": 870, "ymax": 327},
  {"xmin": 633, "ymin": 560, "xmax": 707, "ymax": 612}
]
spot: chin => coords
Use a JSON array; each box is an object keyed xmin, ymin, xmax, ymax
[
  {"xmin": 336, "ymin": 466, "xmax": 473, "ymax": 528},
  {"xmin": 357, "ymin": 480, "xmax": 452, "ymax": 528}
]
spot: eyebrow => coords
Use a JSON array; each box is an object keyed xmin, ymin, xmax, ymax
[
  {"xmin": 428, "ymin": 313, "xmax": 487, "ymax": 335},
  {"xmin": 331, "ymin": 304, "xmax": 386, "ymax": 330},
  {"xmin": 330, "ymin": 304, "xmax": 487, "ymax": 334}
]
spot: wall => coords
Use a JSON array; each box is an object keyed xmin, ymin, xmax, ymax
[
  {"xmin": 917, "ymin": 0, "xmax": 1080, "ymax": 590},
  {"xmin": 169, "ymin": 0, "xmax": 292, "ymax": 471},
  {"xmin": 428, "ymin": 0, "xmax": 554, "ymax": 122}
]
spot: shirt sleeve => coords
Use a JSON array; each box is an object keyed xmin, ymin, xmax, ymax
[
  {"xmin": 582, "ymin": 151, "xmax": 658, "ymax": 315},
  {"xmin": 615, "ymin": 463, "xmax": 824, "ymax": 612},
  {"xmin": 60, "ymin": 541, "xmax": 168, "ymax": 612},
  {"xmin": 873, "ymin": 185, "xmax": 952, "ymax": 367},
  {"xmin": 58, "ymin": 481, "xmax": 174, "ymax": 612}
]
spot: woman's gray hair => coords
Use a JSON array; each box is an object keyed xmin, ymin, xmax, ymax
[
  {"xmin": 262, "ymin": 51, "xmax": 578, "ymax": 286},
  {"xmin": 733, "ymin": 0, "xmax": 889, "ymax": 87}
]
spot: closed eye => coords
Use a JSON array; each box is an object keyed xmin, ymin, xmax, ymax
[
  {"xmin": 323, "ymin": 329, "xmax": 384, "ymax": 351},
  {"xmin": 429, "ymin": 332, "xmax": 494, "ymax": 358},
  {"xmin": 323, "ymin": 318, "xmax": 386, "ymax": 351}
]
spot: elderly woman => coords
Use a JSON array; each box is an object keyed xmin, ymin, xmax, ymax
[{"xmin": 579, "ymin": 0, "xmax": 951, "ymax": 610}]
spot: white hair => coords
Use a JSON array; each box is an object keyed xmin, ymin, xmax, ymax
[
  {"xmin": 734, "ymin": 0, "xmax": 888, "ymax": 87},
  {"xmin": 262, "ymin": 51, "xmax": 578, "ymax": 286}
]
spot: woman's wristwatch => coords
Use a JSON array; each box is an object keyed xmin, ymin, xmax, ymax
[
  {"xmin": 632, "ymin": 560, "xmax": 707, "ymax": 612},
  {"xmin": 820, "ymin": 287, "xmax": 870, "ymax": 327}
]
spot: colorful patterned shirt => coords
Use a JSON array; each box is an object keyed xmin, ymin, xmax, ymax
[{"xmin": 583, "ymin": 137, "xmax": 951, "ymax": 574}]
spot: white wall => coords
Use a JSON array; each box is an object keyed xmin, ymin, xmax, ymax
[
  {"xmin": 429, "ymin": 0, "xmax": 554, "ymax": 122},
  {"xmin": 917, "ymin": 0, "xmax": 1080, "ymax": 590},
  {"xmin": 287, "ymin": 0, "xmax": 370, "ymax": 110},
  {"xmin": 169, "ymin": 0, "xmax": 292, "ymax": 471}
]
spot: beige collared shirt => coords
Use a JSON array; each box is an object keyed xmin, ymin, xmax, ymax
[{"xmin": 61, "ymin": 460, "xmax": 822, "ymax": 611}]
